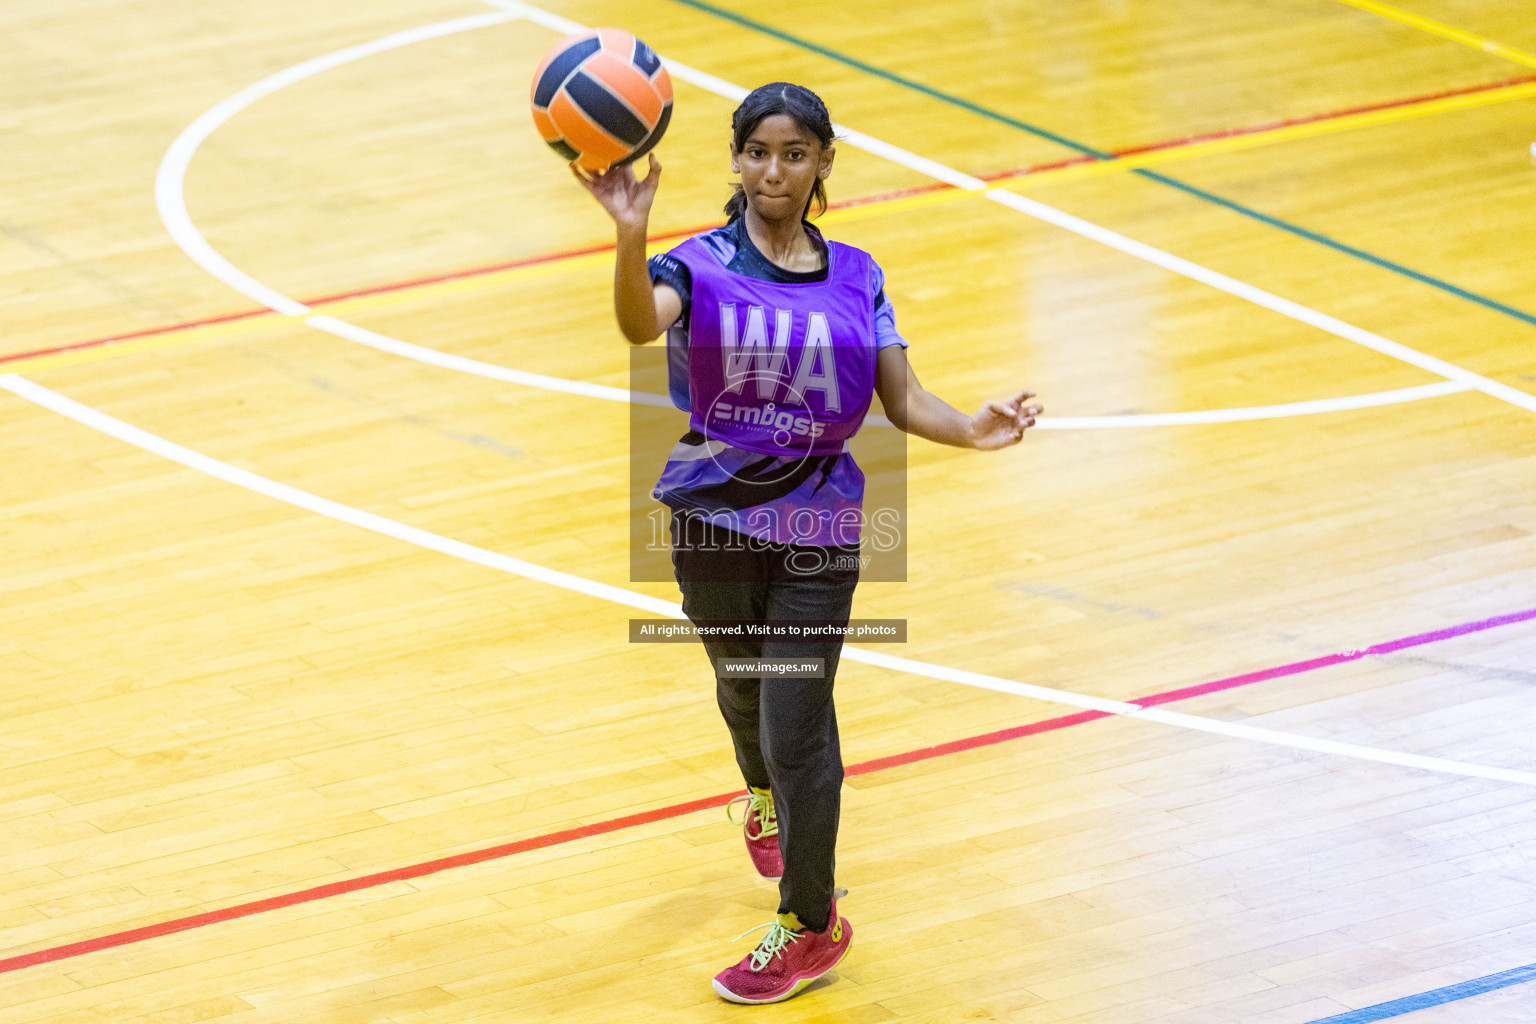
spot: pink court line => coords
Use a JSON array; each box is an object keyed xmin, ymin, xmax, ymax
[
  {"xmin": 1, "ymin": 605, "xmax": 1532, "ymax": 976},
  {"xmin": 3, "ymin": 72, "xmax": 1531, "ymax": 372}
]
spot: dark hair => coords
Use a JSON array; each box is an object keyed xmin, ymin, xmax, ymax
[{"xmin": 724, "ymin": 82, "xmax": 836, "ymax": 223}]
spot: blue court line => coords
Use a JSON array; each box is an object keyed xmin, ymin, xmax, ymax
[
  {"xmin": 667, "ymin": 0, "xmax": 1536, "ymax": 331},
  {"xmin": 1304, "ymin": 961, "xmax": 1536, "ymax": 1022}
]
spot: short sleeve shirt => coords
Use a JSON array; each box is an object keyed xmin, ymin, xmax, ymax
[
  {"xmin": 648, "ymin": 219, "xmax": 905, "ymax": 348},
  {"xmin": 645, "ymin": 219, "xmax": 906, "ymax": 547}
]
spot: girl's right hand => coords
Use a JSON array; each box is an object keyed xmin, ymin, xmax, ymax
[{"xmin": 571, "ymin": 153, "xmax": 661, "ymax": 232}]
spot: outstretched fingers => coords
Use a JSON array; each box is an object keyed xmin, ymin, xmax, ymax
[
  {"xmin": 974, "ymin": 390, "xmax": 1044, "ymax": 448},
  {"xmin": 633, "ymin": 153, "xmax": 663, "ymax": 201},
  {"xmin": 570, "ymin": 163, "xmax": 598, "ymax": 193},
  {"xmin": 1006, "ymin": 389, "xmax": 1043, "ymax": 426},
  {"xmin": 1005, "ymin": 389, "xmax": 1037, "ymax": 412}
]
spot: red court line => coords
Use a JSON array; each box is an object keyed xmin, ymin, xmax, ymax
[
  {"xmin": 1043, "ymin": 71, "xmax": 1536, "ymax": 164},
  {"xmin": 2, "ymin": 605, "xmax": 1532, "ymax": 976},
  {"xmin": 5, "ymin": 73, "xmax": 1530, "ymax": 373},
  {"xmin": 296, "ymin": 223, "xmax": 703, "ymax": 308},
  {"xmin": 0, "ymin": 309, "xmax": 276, "ymax": 365}
]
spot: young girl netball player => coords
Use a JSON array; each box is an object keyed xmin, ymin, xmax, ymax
[{"xmin": 575, "ymin": 82, "xmax": 1040, "ymax": 1004}]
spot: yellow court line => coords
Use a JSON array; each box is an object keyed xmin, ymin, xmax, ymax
[
  {"xmin": 0, "ymin": 255, "xmax": 626, "ymax": 374},
  {"xmin": 310, "ymin": 70, "xmax": 1536, "ymax": 321},
  {"xmin": 312, "ymin": 251, "xmax": 621, "ymax": 318},
  {"xmin": 1, "ymin": 316, "xmax": 304, "ymax": 375},
  {"xmin": 322, "ymin": 190, "xmax": 987, "ymax": 319},
  {"xmin": 817, "ymin": 187, "xmax": 979, "ymax": 226},
  {"xmin": 1332, "ymin": 0, "xmax": 1536, "ymax": 70},
  {"xmin": 11, "ymin": 71, "xmax": 1535, "ymax": 376},
  {"xmin": 1006, "ymin": 78, "xmax": 1536, "ymax": 190},
  {"xmin": 316, "ymin": 194, "xmax": 992, "ymax": 323}
]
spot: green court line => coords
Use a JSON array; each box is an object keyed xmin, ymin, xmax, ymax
[{"xmin": 668, "ymin": 0, "xmax": 1536, "ymax": 330}]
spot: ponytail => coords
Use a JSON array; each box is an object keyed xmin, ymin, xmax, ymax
[{"xmin": 724, "ymin": 186, "xmax": 748, "ymax": 224}]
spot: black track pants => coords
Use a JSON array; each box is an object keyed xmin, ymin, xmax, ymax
[{"xmin": 669, "ymin": 510, "xmax": 859, "ymax": 934}]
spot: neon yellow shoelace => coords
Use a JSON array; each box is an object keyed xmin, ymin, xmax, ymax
[
  {"xmin": 726, "ymin": 791, "xmax": 779, "ymax": 840},
  {"xmin": 733, "ymin": 920, "xmax": 801, "ymax": 971}
]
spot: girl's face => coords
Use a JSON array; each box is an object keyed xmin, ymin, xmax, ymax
[{"xmin": 731, "ymin": 114, "xmax": 835, "ymax": 221}]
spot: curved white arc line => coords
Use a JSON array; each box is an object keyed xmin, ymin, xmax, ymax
[
  {"xmin": 501, "ymin": 0, "xmax": 1536, "ymax": 416},
  {"xmin": 0, "ymin": 373, "xmax": 679, "ymax": 618},
  {"xmin": 306, "ymin": 316, "xmax": 672, "ymax": 407},
  {"xmin": 1033, "ymin": 380, "xmax": 1474, "ymax": 428},
  {"xmin": 492, "ymin": 1, "xmax": 785, "ymax": 135},
  {"xmin": 981, "ymin": 191, "xmax": 1536, "ymax": 415},
  {"xmin": 480, "ymin": 0, "xmax": 584, "ymax": 37},
  {"xmin": 157, "ymin": 3, "xmax": 1498, "ymax": 431},
  {"xmin": 506, "ymin": 0, "xmax": 1536, "ymax": 417},
  {"xmin": 306, "ymin": 314, "xmax": 1472, "ymax": 427},
  {"xmin": 155, "ymin": 10, "xmax": 519, "ymax": 317},
  {"xmin": 7, "ymin": 371, "xmax": 1536, "ymax": 788}
]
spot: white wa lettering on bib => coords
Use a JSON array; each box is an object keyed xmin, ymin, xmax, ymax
[{"xmin": 719, "ymin": 304, "xmax": 842, "ymax": 412}]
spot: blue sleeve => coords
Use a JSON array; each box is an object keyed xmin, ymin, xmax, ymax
[
  {"xmin": 648, "ymin": 252, "xmax": 692, "ymax": 330},
  {"xmin": 871, "ymin": 261, "xmax": 906, "ymax": 350}
]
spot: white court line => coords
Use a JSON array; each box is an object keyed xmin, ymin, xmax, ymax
[
  {"xmin": 308, "ymin": 315, "xmax": 674, "ymax": 407},
  {"xmin": 151, "ymin": 4, "xmax": 1511, "ymax": 429},
  {"xmin": 983, "ymin": 191, "xmax": 1536, "ymax": 413},
  {"xmin": 1033, "ymin": 380, "xmax": 1472, "ymax": 428},
  {"xmin": 6, "ymin": 371, "xmax": 1535, "ymax": 788},
  {"xmin": 313, "ymin": 313, "xmax": 1474, "ymax": 427},
  {"xmin": 498, "ymin": 0, "xmax": 1536, "ymax": 416},
  {"xmin": 154, "ymin": 10, "xmax": 520, "ymax": 319}
]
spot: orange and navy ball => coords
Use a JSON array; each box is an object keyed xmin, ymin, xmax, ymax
[{"xmin": 530, "ymin": 28, "xmax": 674, "ymax": 172}]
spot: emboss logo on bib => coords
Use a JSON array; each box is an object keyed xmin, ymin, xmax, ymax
[{"xmin": 710, "ymin": 400, "xmax": 828, "ymax": 440}]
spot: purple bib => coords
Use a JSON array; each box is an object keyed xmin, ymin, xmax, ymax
[{"xmin": 670, "ymin": 236, "xmax": 878, "ymax": 457}]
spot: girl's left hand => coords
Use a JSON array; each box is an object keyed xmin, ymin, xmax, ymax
[
  {"xmin": 968, "ymin": 390, "xmax": 1042, "ymax": 450},
  {"xmin": 571, "ymin": 154, "xmax": 661, "ymax": 232}
]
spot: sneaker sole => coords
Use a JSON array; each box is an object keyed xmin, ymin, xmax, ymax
[
  {"xmin": 748, "ymin": 858, "xmax": 782, "ymax": 880},
  {"xmin": 710, "ymin": 927, "xmax": 852, "ymax": 1005}
]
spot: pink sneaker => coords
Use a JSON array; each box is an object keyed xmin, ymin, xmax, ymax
[
  {"xmin": 726, "ymin": 788, "xmax": 782, "ymax": 880},
  {"xmin": 712, "ymin": 899, "xmax": 852, "ymax": 1004}
]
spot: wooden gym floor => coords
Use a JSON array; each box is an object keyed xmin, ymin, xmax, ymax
[{"xmin": 3, "ymin": 1, "xmax": 1536, "ymax": 1020}]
